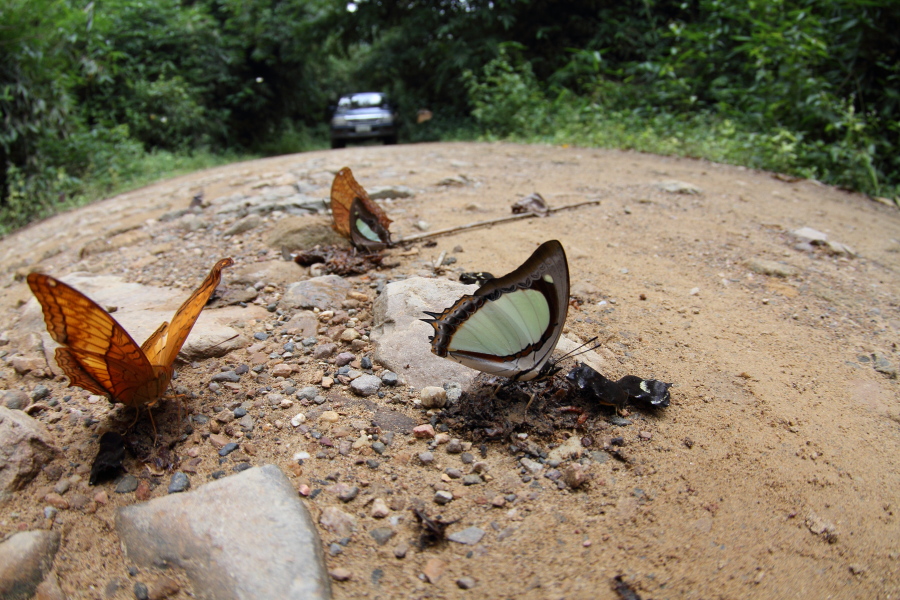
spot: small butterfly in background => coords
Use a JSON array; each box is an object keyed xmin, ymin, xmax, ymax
[
  {"xmin": 423, "ymin": 240, "xmax": 569, "ymax": 382},
  {"xmin": 330, "ymin": 167, "xmax": 393, "ymax": 251},
  {"xmin": 27, "ymin": 258, "xmax": 233, "ymax": 415}
]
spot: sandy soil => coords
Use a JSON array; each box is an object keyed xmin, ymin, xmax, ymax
[{"xmin": 1, "ymin": 142, "xmax": 899, "ymax": 600}]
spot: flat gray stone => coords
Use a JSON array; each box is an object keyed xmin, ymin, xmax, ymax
[
  {"xmin": 368, "ymin": 185, "xmax": 415, "ymax": 200},
  {"xmin": 447, "ymin": 526, "xmax": 485, "ymax": 545},
  {"xmin": 655, "ymin": 180, "xmax": 702, "ymax": 195},
  {"xmin": 371, "ymin": 277, "xmax": 480, "ymax": 389},
  {"xmin": 0, "ymin": 407, "xmax": 59, "ymax": 492},
  {"xmin": 0, "ymin": 530, "xmax": 60, "ymax": 599},
  {"xmin": 224, "ymin": 214, "xmax": 262, "ymax": 236},
  {"xmin": 283, "ymin": 276, "xmax": 351, "ymax": 311},
  {"xmin": 2, "ymin": 390, "xmax": 30, "ymax": 410},
  {"xmin": 745, "ymin": 258, "xmax": 799, "ymax": 278},
  {"xmin": 350, "ymin": 374, "xmax": 381, "ymax": 397},
  {"xmin": 791, "ymin": 227, "xmax": 828, "ymax": 244},
  {"xmin": 116, "ymin": 464, "xmax": 331, "ymax": 600}
]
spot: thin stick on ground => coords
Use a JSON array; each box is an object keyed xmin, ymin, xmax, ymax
[{"xmin": 394, "ymin": 199, "xmax": 601, "ymax": 244}]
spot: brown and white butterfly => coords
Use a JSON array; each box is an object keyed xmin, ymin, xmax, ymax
[
  {"xmin": 330, "ymin": 167, "xmax": 393, "ymax": 251},
  {"xmin": 27, "ymin": 258, "xmax": 233, "ymax": 409}
]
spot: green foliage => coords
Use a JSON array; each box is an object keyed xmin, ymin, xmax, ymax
[
  {"xmin": 3, "ymin": 0, "xmax": 898, "ymax": 237},
  {"xmin": 464, "ymin": 48, "xmax": 547, "ymax": 138}
]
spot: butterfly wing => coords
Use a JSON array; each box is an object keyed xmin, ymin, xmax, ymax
[
  {"xmin": 424, "ymin": 240, "xmax": 569, "ymax": 381},
  {"xmin": 330, "ymin": 167, "xmax": 392, "ymax": 250},
  {"xmin": 141, "ymin": 257, "xmax": 234, "ymax": 369},
  {"xmin": 350, "ymin": 197, "xmax": 392, "ymax": 250},
  {"xmin": 330, "ymin": 167, "xmax": 355, "ymax": 238},
  {"xmin": 27, "ymin": 273, "xmax": 157, "ymax": 406}
]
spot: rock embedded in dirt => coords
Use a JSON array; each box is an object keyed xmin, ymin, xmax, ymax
[
  {"xmin": 350, "ymin": 374, "xmax": 381, "ymax": 396},
  {"xmin": 371, "ymin": 277, "xmax": 480, "ymax": 389},
  {"xmin": 283, "ymin": 275, "xmax": 351, "ymax": 310},
  {"xmin": 413, "ymin": 424, "xmax": 436, "ymax": 439},
  {"xmin": 448, "ymin": 526, "xmax": 485, "ymax": 545},
  {"xmin": 117, "ymin": 464, "xmax": 331, "ymax": 599},
  {"xmin": 419, "ymin": 386, "xmax": 447, "ymax": 408},
  {"xmin": 0, "ymin": 407, "xmax": 59, "ymax": 492},
  {"xmin": 167, "ymin": 472, "xmax": 190, "ymax": 493},
  {"xmin": 369, "ymin": 527, "xmax": 395, "ymax": 546},
  {"xmin": 0, "ymin": 530, "xmax": 60, "ymax": 599},
  {"xmin": 223, "ymin": 214, "xmax": 262, "ymax": 236},
  {"xmin": 745, "ymin": 258, "xmax": 799, "ymax": 278},
  {"xmin": 320, "ymin": 506, "xmax": 357, "ymax": 539},
  {"xmin": 2, "ymin": 390, "xmax": 30, "ymax": 410}
]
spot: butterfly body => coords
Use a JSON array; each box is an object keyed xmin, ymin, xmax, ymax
[
  {"xmin": 330, "ymin": 167, "xmax": 392, "ymax": 251},
  {"xmin": 27, "ymin": 258, "xmax": 233, "ymax": 409},
  {"xmin": 424, "ymin": 240, "xmax": 569, "ymax": 381}
]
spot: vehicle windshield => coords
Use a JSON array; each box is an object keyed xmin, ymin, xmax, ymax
[{"xmin": 337, "ymin": 93, "xmax": 388, "ymax": 111}]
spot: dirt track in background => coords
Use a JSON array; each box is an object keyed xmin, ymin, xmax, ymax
[{"xmin": 1, "ymin": 142, "xmax": 899, "ymax": 599}]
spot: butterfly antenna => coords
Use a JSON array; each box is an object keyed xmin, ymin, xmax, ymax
[{"xmin": 551, "ymin": 336, "xmax": 607, "ymax": 368}]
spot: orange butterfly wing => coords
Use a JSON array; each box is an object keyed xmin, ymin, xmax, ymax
[
  {"xmin": 27, "ymin": 274, "xmax": 158, "ymax": 407},
  {"xmin": 330, "ymin": 167, "xmax": 392, "ymax": 239},
  {"xmin": 27, "ymin": 258, "xmax": 233, "ymax": 409},
  {"xmin": 141, "ymin": 257, "xmax": 234, "ymax": 368}
]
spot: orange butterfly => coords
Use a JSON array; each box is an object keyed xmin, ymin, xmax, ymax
[
  {"xmin": 27, "ymin": 258, "xmax": 233, "ymax": 410},
  {"xmin": 330, "ymin": 167, "xmax": 393, "ymax": 250}
]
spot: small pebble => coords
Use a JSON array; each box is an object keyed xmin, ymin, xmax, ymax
[
  {"xmin": 335, "ymin": 352, "xmax": 355, "ymax": 366},
  {"xmin": 134, "ymin": 582, "xmax": 149, "ymax": 600},
  {"xmin": 419, "ymin": 386, "xmax": 447, "ymax": 408},
  {"xmin": 369, "ymin": 527, "xmax": 395, "ymax": 545},
  {"xmin": 31, "ymin": 384, "xmax": 51, "ymax": 401},
  {"xmin": 330, "ymin": 568, "xmax": 352, "ymax": 581},
  {"xmin": 218, "ymin": 443, "xmax": 239, "ymax": 457},
  {"xmin": 167, "ymin": 472, "xmax": 190, "ymax": 494},
  {"xmin": 446, "ymin": 438, "xmax": 463, "ymax": 454},
  {"xmin": 413, "ymin": 424, "xmax": 435, "ymax": 439},
  {"xmin": 434, "ymin": 490, "xmax": 453, "ymax": 505},
  {"xmin": 371, "ymin": 498, "xmax": 390, "ymax": 518},
  {"xmin": 393, "ymin": 542, "xmax": 409, "ymax": 559},
  {"xmin": 418, "ymin": 452, "xmax": 435, "ymax": 465},
  {"xmin": 457, "ymin": 576, "xmax": 477, "ymax": 590},
  {"xmin": 338, "ymin": 486, "xmax": 359, "ymax": 502},
  {"xmin": 115, "ymin": 475, "xmax": 139, "ymax": 494},
  {"xmin": 381, "ymin": 371, "xmax": 399, "ymax": 386}
]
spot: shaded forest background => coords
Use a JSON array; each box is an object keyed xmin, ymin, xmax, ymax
[{"xmin": 2, "ymin": 0, "xmax": 898, "ymax": 235}]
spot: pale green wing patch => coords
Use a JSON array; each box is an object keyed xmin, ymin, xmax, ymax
[
  {"xmin": 448, "ymin": 289, "xmax": 550, "ymax": 356},
  {"xmin": 354, "ymin": 218, "xmax": 380, "ymax": 242}
]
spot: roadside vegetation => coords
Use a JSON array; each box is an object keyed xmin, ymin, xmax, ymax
[{"xmin": 2, "ymin": 0, "xmax": 897, "ymax": 236}]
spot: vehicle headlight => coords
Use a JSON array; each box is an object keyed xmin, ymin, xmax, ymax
[{"xmin": 332, "ymin": 117, "xmax": 347, "ymax": 126}]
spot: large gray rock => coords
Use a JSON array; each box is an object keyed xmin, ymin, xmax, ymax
[
  {"xmin": 0, "ymin": 530, "xmax": 60, "ymax": 599},
  {"xmin": 116, "ymin": 464, "xmax": 331, "ymax": 600},
  {"xmin": 0, "ymin": 407, "xmax": 59, "ymax": 492},
  {"xmin": 371, "ymin": 277, "xmax": 480, "ymax": 389},
  {"xmin": 283, "ymin": 275, "xmax": 351, "ymax": 311}
]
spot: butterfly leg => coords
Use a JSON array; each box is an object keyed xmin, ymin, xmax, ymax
[
  {"xmin": 146, "ymin": 408, "xmax": 159, "ymax": 444},
  {"xmin": 524, "ymin": 391, "xmax": 538, "ymax": 413}
]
